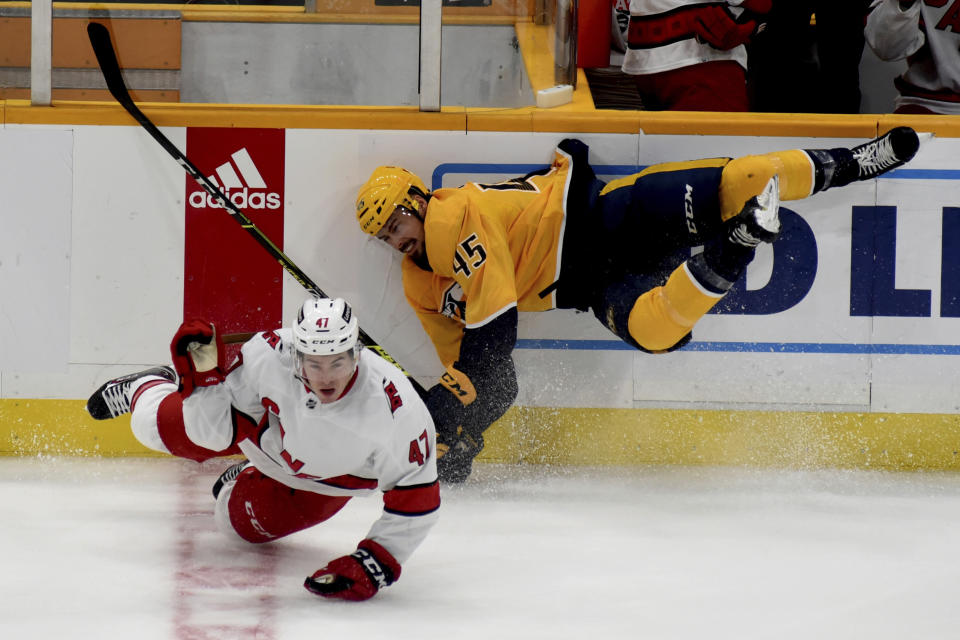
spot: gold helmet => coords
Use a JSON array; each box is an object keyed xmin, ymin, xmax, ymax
[{"xmin": 355, "ymin": 166, "xmax": 428, "ymax": 236}]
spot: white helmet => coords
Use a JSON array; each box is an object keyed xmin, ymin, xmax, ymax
[{"xmin": 292, "ymin": 297, "xmax": 360, "ymax": 357}]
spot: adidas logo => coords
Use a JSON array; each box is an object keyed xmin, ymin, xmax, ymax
[{"xmin": 189, "ymin": 147, "xmax": 281, "ymax": 210}]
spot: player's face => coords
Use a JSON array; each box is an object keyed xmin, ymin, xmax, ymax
[
  {"xmin": 376, "ymin": 205, "xmax": 425, "ymax": 260},
  {"xmin": 300, "ymin": 352, "xmax": 357, "ymax": 403}
]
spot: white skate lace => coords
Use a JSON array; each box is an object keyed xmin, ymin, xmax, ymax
[
  {"xmin": 221, "ymin": 462, "xmax": 248, "ymax": 485},
  {"xmin": 102, "ymin": 382, "xmax": 131, "ymax": 418},
  {"xmin": 854, "ymin": 135, "xmax": 899, "ymax": 178},
  {"xmin": 730, "ymin": 223, "xmax": 762, "ymax": 248}
]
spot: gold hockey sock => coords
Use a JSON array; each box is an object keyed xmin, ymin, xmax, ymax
[
  {"xmin": 627, "ymin": 262, "xmax": 724, "ymax": 352},
  {"xmin": 718, "ymin": 149, "xmax": 814, "ymax": 220}
]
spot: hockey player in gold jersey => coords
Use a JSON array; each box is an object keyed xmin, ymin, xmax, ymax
[{"xmin": 356, "ymin": 128, "xmax": 922, "ymax": 482}]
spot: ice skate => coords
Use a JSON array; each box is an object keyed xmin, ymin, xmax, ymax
[
  {"xmin": 849, "ymin": 126, "xmax": 920, "ymax": 181},
  {"xmin": 728, "ymin": 174, "xmax": 781, "ymax": 248},
  {"xmin": 212, "ymin": 460, "xmax": 250, "ymax": 499},
  {"xmin": 86, "ymin": 366, "xmax": 176, "ymax": 420}
]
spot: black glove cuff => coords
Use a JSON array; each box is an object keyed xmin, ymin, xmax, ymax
[
  {"xmin": 351, "ymin": 547, "xmax": 396, "ymax": 590},
  {"xmin": 175, "ymin": 332, "xmax": 213, "ymax": 356}
]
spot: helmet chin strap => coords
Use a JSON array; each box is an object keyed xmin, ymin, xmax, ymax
[{"xmin": 292, "ymin": 351, "xmax": 308, "ymax": 387}]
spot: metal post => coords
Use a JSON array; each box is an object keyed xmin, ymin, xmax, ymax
[
  {"xmin": 419, "ymin": 0, "xmax": 442, "ymax": 112},
  {"xmin": 534, "ymin": 0, "xmax": 552, "ymax": 25},
  {"xmin": 554, "ymin": 0, "xmax": 577, "ymax": 88},
  {"xmin": 30, "ymin": 0, "xmax": 53, "ymax": 105}
]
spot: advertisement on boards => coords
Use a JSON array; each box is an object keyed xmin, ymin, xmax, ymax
[{"xmin": 184, "ymin": 128, "xmax": 285, "ymax": 341}]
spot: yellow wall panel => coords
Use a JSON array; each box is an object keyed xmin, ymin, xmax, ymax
[{"xmin": 6, "ymin": 399, "xmax": 960, "ymax": 473}]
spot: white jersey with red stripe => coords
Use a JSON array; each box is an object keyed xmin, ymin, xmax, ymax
[
  {"xmin": 620, "ymin": 0, "xmax": 750, "ymax": 75},
  {"xmin": 866, "ymin": 0, "xmax": 960, "ymax": 114},
  {"xmin": 154, "ymin": 330, "xmax": 439, "ymax": 563}
]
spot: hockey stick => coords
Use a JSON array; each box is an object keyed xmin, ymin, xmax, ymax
[
  {"xmin": 223, "ymin": 332, "xmax": 256, "ymax": 345},
  {"xmin": 86, "ymin": 22, "xmax": 422, "ymax": 391}
]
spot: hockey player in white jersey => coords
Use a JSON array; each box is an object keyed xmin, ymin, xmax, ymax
[
  {"xmin": 86, "ymin": 296, "xmax": 440, "ymax": 602},
  {"xmin": 866, "ymin": 0, "xmax": 960, "ymax": 114}
]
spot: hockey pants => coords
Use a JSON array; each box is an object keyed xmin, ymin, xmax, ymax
[
  {"xmin": 215, "ymin": 466, "xmax": 351, "ymax": 544},
  {"xmin": 594, "ymin": 149, "xmax": 815, "ymax": 351}
]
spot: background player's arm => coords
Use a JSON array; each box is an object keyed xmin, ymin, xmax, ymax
[{"xmin": 865, "ymin": 0, "xmax": 924, "ymax": 62}]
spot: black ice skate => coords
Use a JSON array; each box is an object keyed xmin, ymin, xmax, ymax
[
  {"xmin": 849, "ymin": 126, "xmax": 920, "ymax": 181},
  {"xmin": 807, "ymin": 126, "xmax": 921, "ymax": 191},
  {"xmin": 728, "ymin": 174, "xmax": 781, "ymax": 248},
  {"xmin": 86, "ymin": 366, "xmax": 176, "ymax": 420},
  {"xmin": 212, "ymin": 460, "xmax": 250, "ymax": 499}
]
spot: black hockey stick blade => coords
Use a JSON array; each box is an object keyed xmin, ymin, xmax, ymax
[
  {"xmin": 85, "ymin": 22, "xmax": 420, "ymax": 390},
  {"xmin": 87, "ymin": 23, "xmax": 133, "ymax": 112}
]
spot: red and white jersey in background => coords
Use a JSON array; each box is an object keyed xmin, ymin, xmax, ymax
[
  {"xmin": 136, "ymin": 330, "xmax": 439, "ymax": 564},
  {"xmin": 866, "ymin": 0, "xmax": 960, "ymax": 114},
  {"xmin": 620, "ymin": 0, "xmax": 751, "ymax": 75}
]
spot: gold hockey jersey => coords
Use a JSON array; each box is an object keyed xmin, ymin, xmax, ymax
[{"xmin": 401, "ymin": 147, "xmax": 575, "ymax": 367}]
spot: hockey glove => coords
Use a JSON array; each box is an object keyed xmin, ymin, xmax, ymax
[
  {"xmin": 170, "ymin": 319, "xmax": 226, "ymax": 398},
  {"xmin": 437, "ymin": 427, "xmax": 484, "ymax": 484},
  {"xmin": 304, "ymin": 539, "xmax": 401, "ymax": 602}
]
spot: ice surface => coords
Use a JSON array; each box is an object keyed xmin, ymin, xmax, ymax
[{"xmin": 2, "ymin": 457, "xmax": 959, "ymax": 639}]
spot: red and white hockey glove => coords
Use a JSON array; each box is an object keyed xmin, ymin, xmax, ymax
[
  {"xmin": 304, "ymin": 539, "xmax": 401, "ymax": 602},
  {"xmin": 170, "ymin": 319, "xmax": 226, "ymax": 398}
]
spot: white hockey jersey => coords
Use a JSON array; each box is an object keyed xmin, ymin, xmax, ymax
[
  {"xmin": 141, "ymin": 329, "xmax": 439, "ymax": 564},
  {"xmin": 866, "ymin": 0, "xmax": 960, "ymax": 114},
  {"xmin": 621, "ymin": 0, "xmax": 751, "ymax": 75}
]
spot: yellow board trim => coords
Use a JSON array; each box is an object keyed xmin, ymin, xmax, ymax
[
  {"xmin": 6, "ymin": 98, "xmax": 959, "ymax": 139},
  {"xmin": 181, "ymin": 12, "xmax": 519, "ymax": 24},
  {"xmin": 1, "ymin": 2, "xmax": 520, "ymax": 22},
  {"xmin": 3, "ymin": 2, "xmax": 304, "ymax": 13},
  {"xmin": 481, "ymin": 406, "xmax": 960, "ymax": 472},
  {"xmin": 1, "ymin": 99, "xmax": 470, "ymax": 130},
  {"xmin": 4, "ymin": 399, "xmax": 960, "ymax": 471}
]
